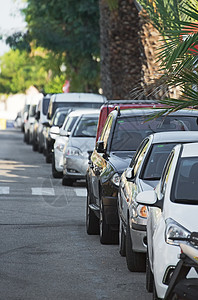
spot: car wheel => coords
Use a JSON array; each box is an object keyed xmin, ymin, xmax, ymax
[
  {"xmin": 86, "ymin": 191, "xmax": 99, "ymax": 235},
  {"xmin": 62, "ymin": 176, "xmax": 74, "ymax": 186},
  {"xmin": 38, "ymin": 144, "xmax": 43, "ymax": 153},
  {"xmin": 146, "ymin": 249, "xmax": 154, "ymax": 292},
  {"xmin": 46, "ymin": 152, "xmax": 52, "ymax": 163},
  {"xmin": 125, "ymin": 219, "xmax": 146, "ymax": 272},
  {"xmin": 52, "ymin": 154, "xmax": 62, "ymax": 178},
  {"xmin": 32, "ymin": 141, "xmax": 38, "ymax": 151},
  {"xmin": 99, "ymin": 201, "xmax": 118, "ymax": 245},
  {"xmin": 26, "ymin": 131, "xmax": 30, "ymax": 144},
  {"xmin": 119, "ymin": 218, "xmax": 126, "ymax": 257}
]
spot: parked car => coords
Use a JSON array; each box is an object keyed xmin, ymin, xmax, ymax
[
  {"xmin": 118, "ymin": 131, "xmax": 198, "ymax": 273},
  {"xmin": 86, "ymin": 108, "xmax": 198, "ymax": 246},
  {"xmin": 14, "ymin": 111, "xmax": 22, "ymax": 128},
  {"xmin": 136, "ymin": 141, "xmax": 198, "ymax": 299},
  {"xmin": 32, "ymin": 94, "xmax": 51, "ymax": 152},
  {"xmin": 24, "ymin": 104, "xmax": 37, "ymax": 144},
  {"xmin": 52, "ymin": 110, "xmax": 83, "ymax": 178},
  {"xmin": 62, "ymin": 109, "xmax": 100, "ymax": 186},
  {"xmin": 44, "ymin": 107, "xmax": 71, "ymax": 163},
  {"xmin": 47, "ymin": 93, "xmax": 107, "ymax": 121},
  {"xmin": 22, "ymin": 93, "xmax": 43, "ymax": 134}
]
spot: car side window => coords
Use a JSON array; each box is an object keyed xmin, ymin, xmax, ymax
[
  {"xmin": 130, "ymin": 139, "xmax": 149, "ymax": 177},
  {"xmin": 100, "ymin": 115, "xmax": 113, "ymax": 150},
  {"xmin": 160, "ymin": 151, "xmax": 174, "ymax": 196}
]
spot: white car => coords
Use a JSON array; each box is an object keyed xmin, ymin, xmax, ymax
[
  {"xmin": 62, "ymin": 109, "xmax": 100, "ymax": 186},
  {"xmin": 52, "ymin": 110, "xmax": 85, "ymax": 178},
  {"xmin": 118, "ymin": 131, "xmax": 198, "ymax": 273},
  {"xmin": 136, "ymin": 142, "xmax": 198, "ymax": 299}
]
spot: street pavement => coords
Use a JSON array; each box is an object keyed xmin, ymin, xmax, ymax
[{"xmin": 0, "ymin": 129, "xmax": 152, "ymax": 300}]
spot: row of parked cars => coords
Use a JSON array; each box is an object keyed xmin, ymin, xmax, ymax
[{"xmin": 19, "ymin": 92, "xmax": 198, "ymax": 299}]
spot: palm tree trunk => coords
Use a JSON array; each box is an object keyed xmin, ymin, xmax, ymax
[{"xmin": 99, "ymin": 0, "xmax": 143, "ymax": 100}]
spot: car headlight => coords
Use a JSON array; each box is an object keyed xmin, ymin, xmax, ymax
[
  {"xmin": 66, "ymin": 147, "xmax": 82, "ymax": 156},
  {"xmin": 55, "ymin": 144, "xmax": 65, "ymax": 152},
  {"xmin": 111, "ymin": 173, "xmax": 120, "ymax": 187},
  {"xmin": 165, "ymin": 218, "xmax": 190, "ymax": 246}
]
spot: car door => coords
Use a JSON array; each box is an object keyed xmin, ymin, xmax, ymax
[
  {"xmin": 90, "ymin": 115, "xmax": 114, "ymax": 207},
  {"xmin": 119, "ymin": 138, "xmax": 150, "ymax": 226},
  {"xmin": 149, "ymin": 151, "xmax": 175, "ymax": 268}
]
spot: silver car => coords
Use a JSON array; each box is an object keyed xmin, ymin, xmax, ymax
[{"xmin": 62, "ymin": 109, "xmax": 100, "ymax": 186}]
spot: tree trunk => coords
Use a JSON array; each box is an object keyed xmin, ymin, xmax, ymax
[{"xmin": 99, "ymin": 0, "xmax": 143, "ymax": 100}]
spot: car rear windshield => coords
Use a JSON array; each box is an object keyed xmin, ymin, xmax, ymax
[
  {"xmin": 142, "ymin": 143, "xmax": 177, "ymax": 180},
  {"xmin": 171, "ymin": 157, "xmax": 198, "ymax": 204},
  {"xmin": 73, "ymin": 116, "xmax": 99, "ymax": 137},
  {"xmin": 110, "ymin": 115, "xmax": 198, "ymax": 151}
]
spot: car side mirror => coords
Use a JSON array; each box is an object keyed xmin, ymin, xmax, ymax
[
  {"xmin": 42, "ymin": 121, "xmax": 50, "ymax": 127},
  {"xmin": 96, "ymin": 140, "xmax": 105, "ymax": 153},
  {"xmin": 50, "ymin": 126, "xmax": 60, "ymax": 139},
  {"xmin": 125, "ymin": 167, "xmax": 135, "ymax": 181},
  {"xmin": 136, "ymin": 190, "xmax": 163, "ymax": 209}
]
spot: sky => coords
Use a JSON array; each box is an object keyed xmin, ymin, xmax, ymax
[{"xmin": 0, "ymin": 0, "xmax": 27, "ymax": 56}]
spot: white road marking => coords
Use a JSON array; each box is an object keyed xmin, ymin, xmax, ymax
[
  {"xmin": 74, "ymin": 188, "xmax": 87, "ymax": 197},
  {"xmin": 0, "ymin": 187, "xmax": 10, "ymax": 194},
  {"xmin": 31, "ymin": 188, "xmax": 55, "ymax": 196}
]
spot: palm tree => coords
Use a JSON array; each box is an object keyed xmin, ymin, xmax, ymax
[
  {"xmin": 99, "ymin": 0, "xmax": 143, "ymax": 99},
  {"xmin": 138, "ymin": 0, "xmax": 198, "ymax": 114}
]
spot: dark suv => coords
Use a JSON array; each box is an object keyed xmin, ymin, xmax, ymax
[{"xmin": 86, "ymin": 107, "xmax": 198, "ymax": 245}]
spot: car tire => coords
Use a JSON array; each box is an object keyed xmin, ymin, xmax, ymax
[
  {"xmin": 46, "ymin": 152, "xmax": 52, "ymax": 163},
  {"xmin": 86, "ymin": 191, "xmax": 99, "ymax": 235},
  {"xmin": 153, "ymin": 280, "xmax": 160, "ymax": 300},
  {"xmin": 38, "ymin": 144, "xmax": 43, "ymax": 153},
  {"xmin": 119, "ymin": 218, "xmax": 126, "ymax": 257},
  {"xmin": 146, "ymin": 249, "xmax": 154, "ymax": 292},
  {"xmin": 99, "ymin": 201, "xmax": 118, "ymax": 245},
  {"xmin": 52, "ymin": 154, "xmax": 62, "ymax": 178},
  {"xmin": 32, "ymin": 141, "xmax": 38, "ymax": 151},
  {"xmin": 125, "ymin": 219, "xmax": 146, "ymax": 272}
]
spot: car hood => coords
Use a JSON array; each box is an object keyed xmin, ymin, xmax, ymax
[
  {"xmin": 109, "ymin": 151, "xmax": 135, "ymax": 174},
  {"xmin": 67, "ymin": 137, "xmax": 96, "ymax": 153},
  {"xmin": 164, "ymin": 201, "xmax": 197, "ymax": 232}
]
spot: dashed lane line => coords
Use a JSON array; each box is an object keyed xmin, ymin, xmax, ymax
[
  {"xmin": 74, "ymin": 188, "xmax": 87, "ymax": 197},
  {"xmin": 0, "ymin": 187, "xmax": 10, "ymax": 194},
  {"xmin": 31, "ymin": 188, "xmax": 55, "ymax": 196},
  {"xmin": 0, "ymin": 187, "xmax": 87, "ymax": 197}
]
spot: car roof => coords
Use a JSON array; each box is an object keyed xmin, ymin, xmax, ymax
[
  {"xmin": 181, "ymin": 142, "xmax": 198, "ymax": 157},
  {"xmin": 114, "ymin": 108, "xmax": 198, "ymax": 117},
  {"xmin": 67, "ymin": 109, "xmax": 100, "ymax": 117},
  {"xmin": 151, "ymin": 131, "xmax": 198, "ymax": 144},
  {"xmin": 51, "ymin": 93, "xmax": 106, "ymax": 102}
]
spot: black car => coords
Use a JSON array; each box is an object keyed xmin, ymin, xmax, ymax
[{"xmin": 86, "ymin": 107, "xmax": 198, "ymax": 245}]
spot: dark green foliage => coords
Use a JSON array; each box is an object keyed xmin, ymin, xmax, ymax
[{"xmin": 14, "ymin": 0, "xmax": 101, "ymax": 92}]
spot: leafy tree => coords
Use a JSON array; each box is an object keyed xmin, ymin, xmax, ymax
[
  {"xmin": 7, "ymin": 0, "xmax": 101, "ymax": 93},
  {"xmin": 138, "ymin": 0, "xmax": 198, "ymax": 113},
  {"xmin": 0, "ymin": 48, "xmax": 67, "ymax": 94}
]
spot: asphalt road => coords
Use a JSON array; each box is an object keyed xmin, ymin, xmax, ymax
[{"xmin": 0, "ymin": 129, "xmax": 152, "ymax": 300}]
